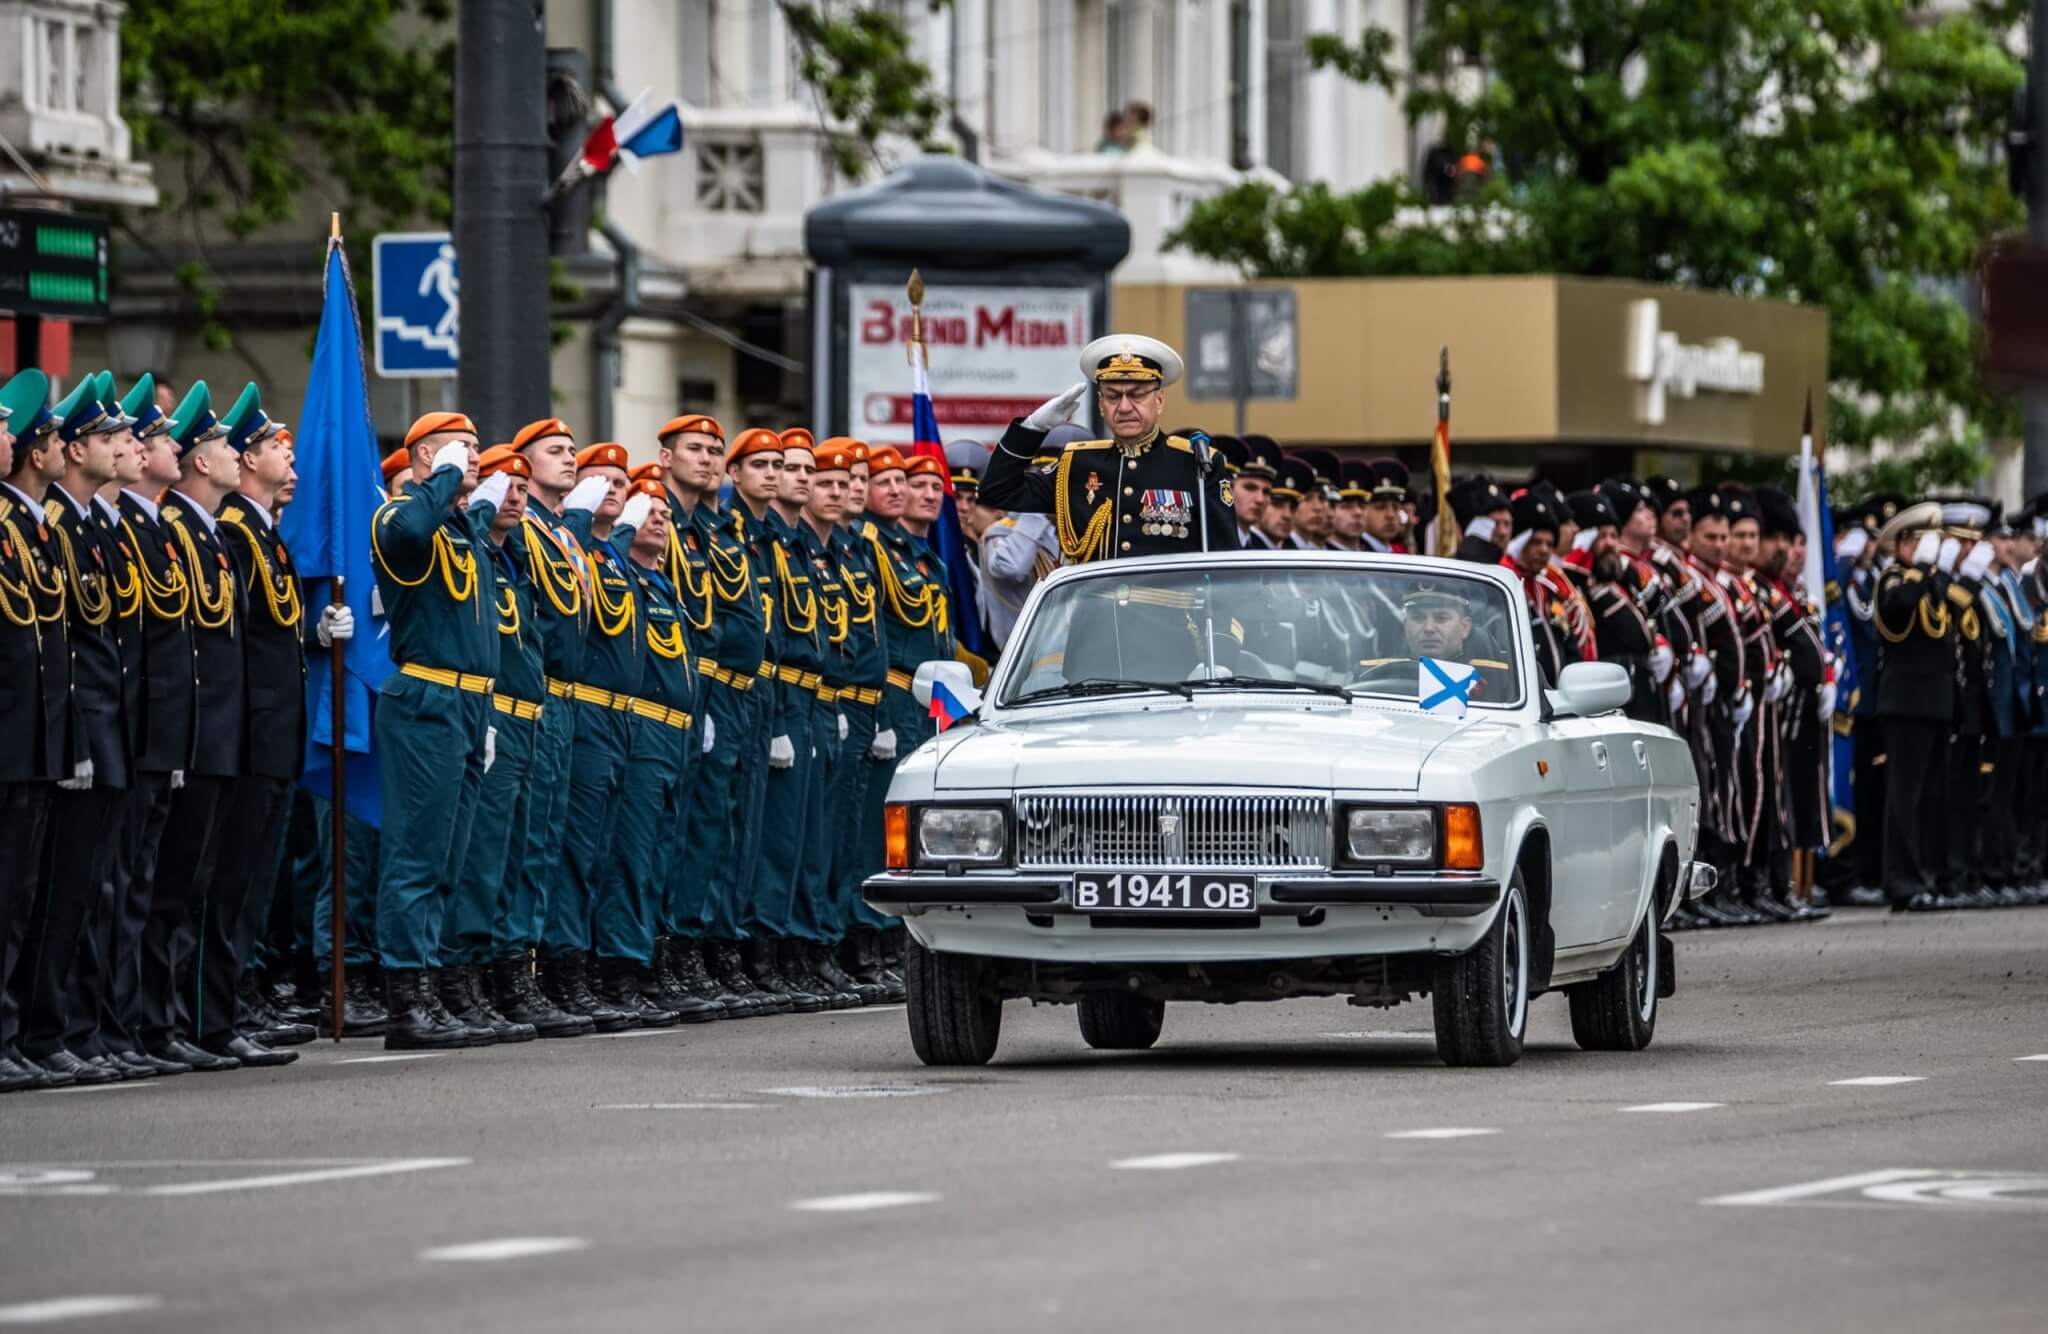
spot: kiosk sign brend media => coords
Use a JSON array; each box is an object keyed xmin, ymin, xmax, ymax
[{"xmin": 806, "ymin": 159, "xmax": 1131, "ymax": 443}]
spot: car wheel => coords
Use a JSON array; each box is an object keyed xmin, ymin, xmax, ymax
[
  {"xmin": 904, "ymin": 939, "xmax": 1002, "ymax": 1067},
  {"xmin": 1566, "ymin": 903, "xmax": 1658, "ymax": 1052},
  {"xmin": 1431, "ymin": 870, "xmax": 1530, "ymax": 1068},
  {"xmin": 1077, "ymin": 992, "xmax": 1165, "ymax": 1050}
]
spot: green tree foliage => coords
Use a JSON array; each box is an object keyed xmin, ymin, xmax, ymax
[
  {"xmin": 1169, "ymin": 0, "xmax": 2026, "ymax": 485},
  {"xmin": 780, "ymin": 1, "xmax": 955, "ymax": 179}
]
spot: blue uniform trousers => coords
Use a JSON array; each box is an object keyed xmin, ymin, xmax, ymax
[
  {"xmin": 373, "ymin": 674, "xmax": 490, "ymax": 970},
  {"xmin": 790, "ymin": 693, "xmax": 840, "ymax": 941},
  {"xmin": 444, "ymin": 708, "xmax": 537, "ymax": 965},
  {"xmin": 311, "ymin": 800, "xmax": 380, "ymax": 968},
  {"xmin": 543, "ymin": 699, "xmax": 630, "ymax": 957},
  {"xmin": 832, "ymin": 698, "xmax": 888, "ymax": 932},
  {"xmin": 599, "ymin": 713, "xmax": 689, "ymax": 964},
  {"xmin": 508, "ymin": 692, "xmax": 573, "ymax": 954},
  {"xmin": 746, "ymin": 680, "xmax": 816, "ymax": 940},
  {"xmin": 682, "ymin": 678, "xmax": 766, "ymax": 940}
]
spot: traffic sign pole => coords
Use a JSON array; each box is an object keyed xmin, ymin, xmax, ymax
[{"xmin": 2027, "ymin": 0, "xmax": 2048, "ymax": 500}]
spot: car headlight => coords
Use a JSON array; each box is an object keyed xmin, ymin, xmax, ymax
[
  {"xmin": 916, "ymin": 806, "xmax": 1007, "ymax": 866},
  {"xmin": 1344, "ymin": 807, "xmax": 1436, "ymax": 865}
]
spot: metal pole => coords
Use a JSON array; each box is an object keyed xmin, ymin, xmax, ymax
[
  {"xmin": 2026, "ymin": 0, "xmax": 2048, "ymax": 500},
  {"xmin": 329, "ymin": 575, "xmax": 348, "ymax": 1041},
  {"xmin": 455, "ymin": 0, "xmax": 551, "ymax": 442},
  {"xmin": 1230, "ymin": 290, "xmax": 1249, "ymax": 437}
]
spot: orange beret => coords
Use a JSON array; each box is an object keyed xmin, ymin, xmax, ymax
[
  {"xmin": 404, "ymin": 411, "xmax": 477, "ymax": 449},
  {"xmin": 727, "ymin": 427, "xmax": 784, "ymax": 463},
  {"xmin": 659, "ymin": 413, "xmax": 723, "ymax": 443},
  {"xmin": 905, "ymin": 453, "xmax": 944, "ymax": 479},
  {"xmin": 576, "ymin": 442, "xmax": 629, "ymax": 473},
  {"xmin": 777, "ymin": 427, "xmax": 815, "ymax": 456},
  {"xmin": 380, "ymin": 447, "xmax": 412, "ymax": 481},
  {"xmin": 627, "ymin": 478, "xmax": 669, "ymax": 502},
  {"xmin": 865, "ymin": 446, "xmax": 907, "ymax": 475},
  {"xmin": 815, "ymin": 444, "xmax": 856, "ymax": 473},
  {"xmin": 629, "ymin": 462, "xmax": 664, "ymax": 484},
  {"xmin": 478, "ymin": 445, "xmax": 531, "ymax": 479},
  {"xmin": 819, "ymin": 435, "xmax": 864, "ymax": 458},
  {"xmin": 513, "ymin": 417, "xmax": 573, "ymax": 452}
]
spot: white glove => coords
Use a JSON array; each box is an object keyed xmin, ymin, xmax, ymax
[
  {"xmin": 1818, "ymin": 680, "xmax": 1837, "ymax": 721},
  {"xmin": 617, "ymin": 493, "xmax": 652, "ymax": 533},
  {"xmin": 1836, "ymin": 528, "xmax": 1869, "ymax": 563},
  {"xmin": 1464, "ymin": 516, "xmax": 1496, "ymax": 543},
  {"xmin": 1572, "ymin": 528, "xmax": 1600, "ymax": 553},
  {"xmin": 1936, "ymin": 536, "xmax": 1961, "ymax": 573},
  {"xmin": 482, "ymin": 724, "xmax": 498, "ymax": 774},
  {"xmin": 170, "ymin": 769, "xmax": 185, "ymax": 790},
  {"xmin": 316, "ymin": 603, "xmax": 356, "ymax": 647},
  {"xmin": 430, "ymin": 440, "xmax": 469, "ymax": 477},
  {"xmin": 768, "ymin": 734, "xmax": 794, "ymax": 769},
  {"xmin": 700, "ymin": 717, "xmax": 716, "ymax": 753},
  {"xmin": 1911, "ymin": 531, "xmax": 1941, "ymax": 568},
  {"xmin": 837, "ymin": 713, "xmax": 849, "ymax": 742},
  {"xmin": 58, "ymin": 758, "xmax": 93, "ymax": 791},
  {"xmin": 1504, "ymin": 529, "xmax": 1533, "ymax": 563},
  {"xmin": 1701, "ymin": 670, "xmax": 1718, "ymax": 706},
  {"xmin": 1649, "ymin": 642, "xmax": 1675, "ymax": 683},
  {"xmin": 1731, "ymin": 687, "xmax": 1754, "ymax": 731},
  {"xmin": 1665, "ymin": 676, "xmax": 1685, "ymax": 716},
  {"xmin": 869, "ymin": 727, "xmax": 897, "ymax": 762},
  {"xmin": 1684, "ymin": 650, "xmax": 1712, "ymax": 688},
  {"xmin": 470, "ymin": 470, "xmax": 512, "ymax": 513},
  {"xmin": 1765, "ymin": 663, "xmax": 1790, "ymax": 704},
  {"xmin": 1023, "ymin": 381, "xmax": 1090, "ymax": 432},
  {"xmin": 563, "ymin": 475, "xmax": 611, "ymax": 513},
  {"xmin": 1958, "ymin": 540, "xmax": 1994, "ymax": 582}
]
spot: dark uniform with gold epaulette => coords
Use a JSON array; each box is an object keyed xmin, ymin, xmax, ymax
[
  {"xmin": 984, "ymin": 426, "xmax": 1239, "ymax": 564},
  {"xmin": 1872, "ymin": 513, "xmax": 1955, "ymax": 908}
]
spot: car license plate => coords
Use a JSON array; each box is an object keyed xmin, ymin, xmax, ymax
[{"xmin": 1071, "ymin": 872, "xmax": 1256, "ymax": 914}]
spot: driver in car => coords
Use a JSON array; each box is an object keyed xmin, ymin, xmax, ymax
[{"xmin": 1359, "ymin": 582, "xmax": 1515, "ymax": 700}]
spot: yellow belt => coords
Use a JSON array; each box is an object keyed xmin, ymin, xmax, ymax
[
  {"xmin": 842, "ymin": 686, "xmax": 883, "ymax": 706},
  {"xmin": 816, "ymin": 684, "xmax": 839, "ymax": 703},
  {"xmin": 774, "ymin": 665, "xmax": 822, "ymax": 690},
  {"xmin": 492, "ymin": 694, "xmax": 544, "ymax": 721},
  {"xmin": 567, "ymin": 682, "xmax": 632, "ymax": 711},
  {"xmin": 696, "ymin": 657, "xmax": 757, "ymax": 692},
  {"xmin": 545, "ymin": 677, "xmax": 575, "ymax": 699},
  {"xmin": 886, "ymin": 669, "xmax": 915, "ymax": 692},
  {"xmin": 624, "ymin": 696, "xmax": 693, "ymax": 729},
  {"xmin": 401, "ymin": 663, "xmax": 495, "ymax": 695},
  {"xmin": 756, "ymin": 661, "xmax": 774, "ymax": 678}
]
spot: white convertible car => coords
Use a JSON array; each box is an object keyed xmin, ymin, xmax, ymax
[{"xmin": 865, "ymin": 550, "xmax": 1713, "ymax": 1068}]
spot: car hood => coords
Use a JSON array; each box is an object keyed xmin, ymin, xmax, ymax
[{"xmin": 932, "ymin": 701, "xmax": 1480, "ymax": 792}]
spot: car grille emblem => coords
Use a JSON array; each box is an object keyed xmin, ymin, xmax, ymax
[{"xmin": 1158, "ymin": 804, "xmax": 1184, "ymax": 860}]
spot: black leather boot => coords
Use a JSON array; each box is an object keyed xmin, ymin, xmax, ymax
[
  {"xmin": 318, "ymin": 969, "xmax": 391, "ymax": 1038},
  {"xmin": 448, "ymin": 963, "xmax": 538, "ymax": 1043},
  {"xmin": 492, "ymin": 957, "xmax": 590, "ymax": 1038},
  {"xmin": 594, "ymin": 957, "xmax": 679, "ymax": 1027},
  {"xmin": 788, "ymin": 941, "xmax": 859, "ymax": 1009},
  {"xmin": 813, "ymin": 942, "xmax": 882, "ymax": 1005},
  {"xmin": 649, "ymin": 939, "xmax": 725, "ymax": 1023},
  {"xmin": 713, "ymin": 940, "xmax": 787, "ymax": 1015},
  {"xmin": 747, "ymin": 938, "xmax": 825, "ymax": 1013},
  {"xmin": 672, "ymin": 938, "xmax": 754, "ymax": 1018},
  {"xmin": 429, "ymin": 969, "xmax": 498, "ymax": 1045},
  {"xmin": 383, "ymin": 968, "xmax": 472, "ymax": 1050},
  {"xmin": 543, "ymin": 952, "xmax": 633, "ymax": 1032}
]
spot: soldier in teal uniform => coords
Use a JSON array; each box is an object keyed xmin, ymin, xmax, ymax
[
  {"xmin": 369, "ymin": 412, "xmax": 499, "ymax": 1050},
  {"xmin": 439, "ymin": 445, "xmax": 548, "ymax": 1043},
  {"xmin": 609, "ymin": 479, "xmax": 720, "ymax": 1023}
]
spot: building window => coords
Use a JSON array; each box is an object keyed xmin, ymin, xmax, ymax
[
  {"xmin": 680, "ymin": 0, "xmax": 711, "ymax": 107},
  {"xmin": 1230, "ymin": 0, "xmax": 1253, "ymax": 169},
  {"xmin": 695, "ymin": 137, "xmax": 765, "ymax": 212},
  {"xmin": 1266, "ymin": 0, "xmax": 1303, "ymax": 180}
]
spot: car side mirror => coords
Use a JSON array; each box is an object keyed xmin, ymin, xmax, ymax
[
  {"xmin": 1545, "ymin": 661, "xmax": 1632, "ymax": 718},
  {"xmin": 912, "ymin": 659, "xmax": 975, "ymax": 709}
]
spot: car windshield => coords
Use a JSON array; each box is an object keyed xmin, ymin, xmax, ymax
[{"xmin": 997, "ymin": 562, "xmax": 1524, "ymax": 709}]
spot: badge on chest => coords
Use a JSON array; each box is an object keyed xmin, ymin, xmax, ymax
[{"xmin": 1139, "ymin": 489, "xmax": 1192, "ymax": 538}]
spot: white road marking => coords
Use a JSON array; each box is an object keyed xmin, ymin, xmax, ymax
[
  {"xmin": 838, "ymin": 1004, "xmax": 907, "ymax": 1015},
  {"xmin": 2015, "ymin": 1054, "xmax": 2048, "ymax": 1063},
  {"xmin": 605, "ymin": 1029, "xmax": 692, "ymax": 1038},
  {"xmin": 0, "ymin": 1295, "xmax": 161, "ymax": 1324},
  {"xmin": 336, "ymin": 1053, "xmax": 443, "ymax": 1064},
  {"xmin": 1385, "ymin": 1128, "xmax": 1500, "ymax": 1140},
  {"xmin": 758, "ymin": 1084, "xmax": 947, "ymax": 1099},
  {"xmin": 1320, "ymin": 1031, "xmax": 1427, "ymax": 1040},
  {"xmin": 418, "ymin": 1237, "xmax": 589, "ymax": 1263},
  {"xmin": 43, "ymin": 1083, "xmax": 153, "ymax": 1094},
  {"xmin": 1705, "ymin": 1169, "xmax": 1936, "ymax": 1206},
  {"xmin": 596, "ymin": 1102, "xmax": 775, "ymax": 1111},
  {"xmin": 789, "ymin": 1191, "xmax": 940, "ymax": 1213},
  {"xmin": 1827, "ymin": 1076, "xmax": 1926, "ymax": 1086},
  {"xmin": 1622, "ymin": 1102, "xmax": 1725, "ymax": 1113},
  {"xmin": 141, "ymin": 1157, "xmax": 470, "ymax": 1197},
  {"xmin": 1110, "ymin": 1152, "xmax": 1241, "ymax": 1171}
]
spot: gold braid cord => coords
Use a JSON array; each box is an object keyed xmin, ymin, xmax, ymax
[
  {"xmin": 1054, "ymin": 449, "xmax": 1112, "ymax": 563},
  {"xmin": 662, "ymin": 528, "xmax": 715, "ymax": 632},
  {"xmin": 370, "ymin": 499, "xmax": 478, "ymax": 610},
  {"xmin": 865, "ymin": 530, "xmax": 942, "ymax": 629},
  {"xmin": 588, "ymin": 552, "xmax": 637, "ymax": 638},
  {"xmin": 840, "ymin": 561, "xmax": 877, "ymax": 626},
  {"xmin": 647, "ymin": 612, "xmax": 689, "ymax": 660},
  {"xmin": 109, "ymin": 540, "xmax": 141, "ymax": 622},
  {"xmin": 0, "ymin": 519, "xmax": 38, "ymax": 628},
  {"xmin": 704, "ymin": 531, "xmax": 753, "ymax": 606},
  {"xmin": 522, "ymin": 517, "xmax": 585, "ymax": 620},
  {"xmin": 119, "ymin": 518, "xmax": 190, "ymax": 621},
  {"xmin": 57, "ymin": 519, "xmax": 114, "ymax": 629},
  {"xmin": 1873, "ymin": 575, "xmax": 1947, "ymax": 644},
  {"xmin": 772, "ymin": 542, "xmax": 818, "ymax": 633},
  {"xmin": 220, "ymin": 512, "xmax": 303, "ymax": 629}
]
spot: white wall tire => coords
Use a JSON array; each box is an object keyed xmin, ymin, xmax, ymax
[
  {"xmin": 1566, "ymin": 903, "xmax": 1659, "ymax": 1052},
  {"xmin": 1432, "ymin": 872, "xmax": 1530, "ymax": 1067}
]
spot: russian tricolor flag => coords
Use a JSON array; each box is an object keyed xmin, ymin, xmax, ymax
[
  {"xmin": 910, "ymin": 355, "xmax": 988, "ymax": 655},
  {"xmin": 928, "ymin": 674, "xmax": 982, "ymax": 731},
  {"xmin": 574, "ymin": 89, "xmax": 686, "ymax": 176}
]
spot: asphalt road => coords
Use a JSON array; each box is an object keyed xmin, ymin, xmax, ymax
[{"xmin": 3, "ymin": 907, "xmax": 2045, "ymax": 1333}]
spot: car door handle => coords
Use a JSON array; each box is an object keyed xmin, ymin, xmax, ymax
[
  {"xmin": 1633, "ymin": 740, "xmax": 1648, "ymax": 768},
  {"xmin": 1591, "ymin": 742, "xmax": 1608, "ymax": 768}
]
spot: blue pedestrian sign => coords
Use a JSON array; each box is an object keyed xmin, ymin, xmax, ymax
[{"xmin": 372, "ymin": 232, "xmax": 460, "ymax": 377}]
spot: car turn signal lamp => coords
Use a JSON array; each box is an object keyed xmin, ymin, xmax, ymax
[
  {"xmin": 1443, "ymin": 803, "xmax": 1482, "ymax": 870},
  {"xmin": 885, "ymin": 804, "xmax": 911, "ymax": 869}
]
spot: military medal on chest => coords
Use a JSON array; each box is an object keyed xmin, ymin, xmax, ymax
[{"xmin": 1139, "ymin": 488, "xmax": 1192, "ymax": 538}]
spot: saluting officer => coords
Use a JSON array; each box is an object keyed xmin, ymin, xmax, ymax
[
  {"xmin": 983, "ymin": 335, "xmax": 1237, "ymax": 562},
  {"xmin": 1872, "ymin": 501, "xmax": 1956, "ymax": 912},
  {"xmin": 369, "ymin": 412, "xmax": 498, "ymax": 1049}
]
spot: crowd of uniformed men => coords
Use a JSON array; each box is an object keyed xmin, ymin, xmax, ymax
[{"xmin": 3, "ymin": 331, "xmax": 2046, "ymax": 1081}]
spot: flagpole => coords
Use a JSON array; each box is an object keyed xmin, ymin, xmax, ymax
[
  {"xmin": 327, "ymin": 212, "xmax": 350, "ymax": 1043},
  {"xmin": 1432, "ymin": 348, "xmax": 1456, "ymax": 558},
  {"xmin": 906, "ymin": 268, "xmax": 927, "ymax": 368}
]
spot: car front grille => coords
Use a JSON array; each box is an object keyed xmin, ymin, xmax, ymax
[{"xmin": 1013, "ymin": 793, "xmax": 1330, "ymax": 870}]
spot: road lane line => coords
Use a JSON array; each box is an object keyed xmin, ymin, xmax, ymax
[
  {"xmin": 336, "ymin": 1054, "xmax": 444, "ymax": 1065},
  {"xmin": 419, "ymin": 1237, "xmax": 589, "ymax": 1263},
  {"xmin": 141, "ymin": 1157, "xmax": 470, "ymax": 1196},
  {"xmin": 605, "ymin": 1029, "xmax": 692, "ymax": 1038},
  {"xmin": 0, "ymin": 1295, "xmax": 161, "ymax": 1324},
  {"xmin": 1110, "ymin": 1153, "xmax": 1241, "ymax": 1171},
  {"xmin": 1705, "ymin": 1169, "xmax": 1936, "ymax": 1207},
  {"xmin": 2015, "ymin": 1054, "xmax": 2048, "ymax": 1063},
  {"xmin": 1622, "ymin": 1102, "xmax": 1725, "ymax": 1113},
  {"xmin": 1385, "ymin": 1128, "xmax": 1500, "ymax": 1140},
  {"xmin": 42, "ymin": 1083, "xmax": 154, "ymax": 1094},
  {"xmin": 1827, "ymin": 1076, "xmax": 1926, "ymax": 1086},
  {"xmin": 596, "ymin": 1102, "xmax": 775, "ymax": 1111},
  {"xmin": 789, "ymin": 1191, "xmax": 939, "ymax": 1213},
  {"xmin": 758, "ymin": 1085, "xmax": 947, "ymax": 1099}
]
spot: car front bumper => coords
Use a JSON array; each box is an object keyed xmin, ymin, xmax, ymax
[{"xmin": 862, "ymin": 870, "xmax": 1499, "ymax": 919}]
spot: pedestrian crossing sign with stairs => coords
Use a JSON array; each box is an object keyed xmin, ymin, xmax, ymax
[{"xmin": 372, "ymin": 232, "xmax": 460, "ymax": 377}]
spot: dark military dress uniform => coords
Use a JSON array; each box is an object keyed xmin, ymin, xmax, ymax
[
  {"xmin": 1872, "ymin": 525, "xmax": 1955, "ymax": 907},
  {"xmin": 983, "ymin": 426, "xmax": 1237, "ymax": 563}
]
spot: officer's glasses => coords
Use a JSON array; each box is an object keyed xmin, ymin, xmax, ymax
[{"xmin": 1097, "ymin": 385, "xmax": 1161, "ymax": 407}]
